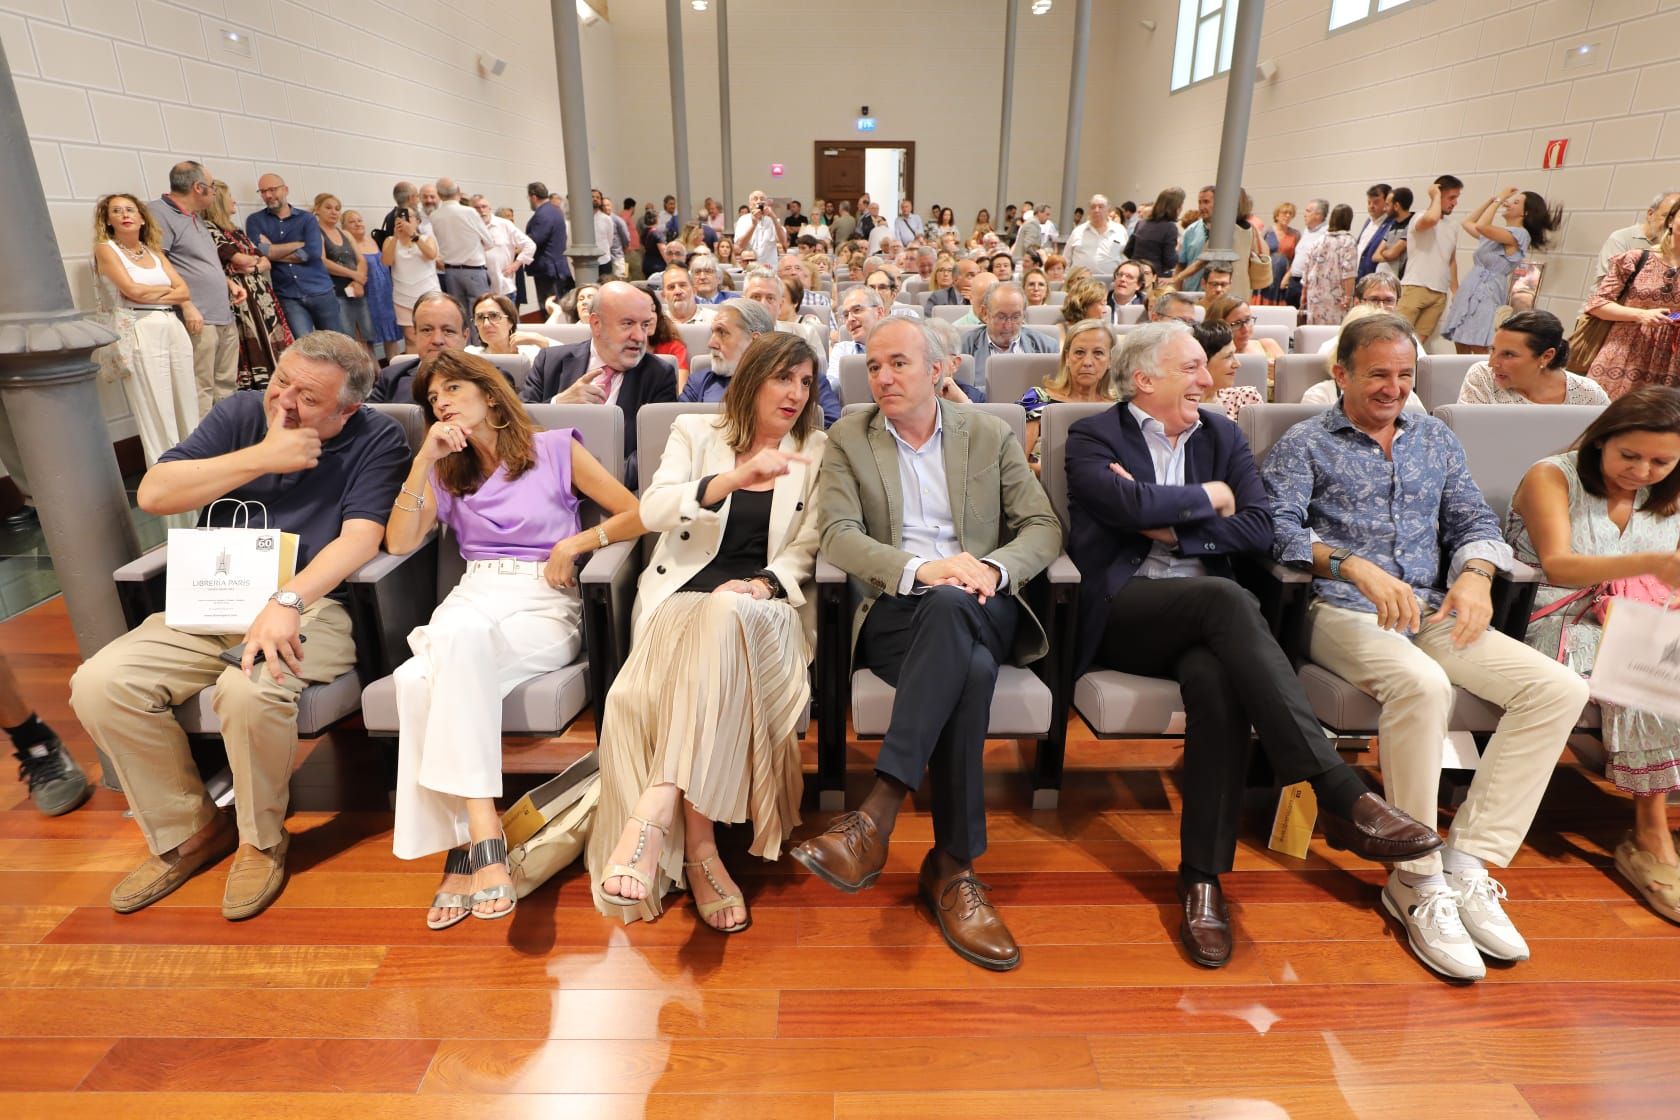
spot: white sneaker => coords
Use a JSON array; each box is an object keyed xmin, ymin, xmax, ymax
[
  {"xmin": 1381, "ymin": 872, "xmax": 1485, "ymax": 981},
  {"xmin": 1445, "ymin": 868, "xmax": 1529, "ymax": 962}
]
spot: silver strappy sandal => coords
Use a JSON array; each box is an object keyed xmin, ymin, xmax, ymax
[
  {"xmin": 427, "ymin": 847, "xmax": 474, "ymax": 931},
  {"xmin": 468, "ymin": 836, "xmax": 516, "ymax": 921}
]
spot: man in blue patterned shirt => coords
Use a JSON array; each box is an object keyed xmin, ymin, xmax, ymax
[{"xmin": 1262, "ymin": 313, "xmax": 1589, "ymax": 983}]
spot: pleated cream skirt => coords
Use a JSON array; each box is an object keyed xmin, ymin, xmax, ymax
[{"xmin": 586, "ymin": 590, "xmax": 809, "ymax": 923}]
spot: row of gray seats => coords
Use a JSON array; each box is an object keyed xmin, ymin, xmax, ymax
[
  {"xmin": 1272, "ymin": 352, "xmax": 1482, "ymax": 410},
  {"xmin": 112, "ymin": 396, "xmax": 1603, "ymax": 812}
]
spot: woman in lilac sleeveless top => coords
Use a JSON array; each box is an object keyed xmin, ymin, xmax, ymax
[{"xmin": 383, "ymin": 350, "xmax": 642, "ymax": 930}]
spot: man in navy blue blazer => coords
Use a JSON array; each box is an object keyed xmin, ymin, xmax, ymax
[
  {"xmin": 1063, "ymin": 320, "xmax": 1439, "ymax": 970},
  {"xmin": 525, "ymin": 182, "xmax": 573, "ymax": 311}
]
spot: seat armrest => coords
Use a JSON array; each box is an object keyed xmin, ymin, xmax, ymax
[
  {"xmin": 1501, "ymin": 559, "xmax": 1544, "ymax": 584},
  {"xmin": 114, "ymin": 545, "xmax": 168, "ymax": 582},
  {"xmin": 579, "ymin": 539, "xmax": 637, "ymax": 586},
  {"xmin": 816, "ymin": 555, "xmax": 847, "ymax": 584},
  {"xmin": 1264, "ymin": 559, "xmax": 1312, "ymax": 584},
  {"xmin": 113, "ymin": 545, "xmax": 169, "ymax": 629},
  {"xmin": 581, "ymin": 539, "xmax": 642, "ymax": 736},
  {"xmin": 1490, "ymin": 560, "xmax": 1543, "ymax": 640},
  {"xmin": 1048, "ymin": 553, "xmax": 1080, "ymax": 584},
  {"xmin": 343, "ymin": 535, "xmax": 440, "ymax": 681},
  {"xmin": 343, "ymin": 534, "xmax": 435, "ymax": 584}
]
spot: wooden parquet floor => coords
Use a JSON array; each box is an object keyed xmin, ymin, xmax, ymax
[{"xmin": 1, "ymin": 596, "xmax": 1676, "ymax": 1118}]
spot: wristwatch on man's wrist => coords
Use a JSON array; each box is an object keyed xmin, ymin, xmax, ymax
[
  {"xmin": 270, "ymin": 590, "xmax": 304, "ymax": 612},
  {"xmin": 1328, "ymin": 548, "xmax": 1355, "ymax": 582}
]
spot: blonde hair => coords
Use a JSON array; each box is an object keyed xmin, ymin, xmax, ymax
[
  {"xmin": 1049, "ymin": 319, "xmax": 1120, "ymax": 399},
  {"xmin": 312, "ymin": 192, "xmax": 341, "ymax": 216},
  {"xmin": 205, "ymin": 180, "xmax": 236, "ymax": 233},
  {"xmin": 92, "ymin": 194, "xmax": 161, "ymax": 252}
]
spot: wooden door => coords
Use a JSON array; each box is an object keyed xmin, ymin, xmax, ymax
[{"xmin": 815, "ymin": 144, "xmax": 867, "ymax": 205}]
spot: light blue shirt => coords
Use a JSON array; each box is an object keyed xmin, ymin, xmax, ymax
[
  {"xmin": 1179, "ymin": 219, "xmax": 1208, "ymax": 291},
  {"xmin": 886, "ymin": 411, "xmax": 960, "ymax": 593},
  {"xmin": 1129, "ymin": 404, "xmax": 1211, "ymax": 580},
  {"xmin": 884, "ymin": 408, "xmax": 1008, "ymax": 594}
]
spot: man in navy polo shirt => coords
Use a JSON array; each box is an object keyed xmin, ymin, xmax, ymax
[
  {"xmin": 70, "ymin": 331, "xmax": 408, "ymax": 922},
  {"xmin": 246, "ymin": 172, "xmax": 342, "ymax": 337}
]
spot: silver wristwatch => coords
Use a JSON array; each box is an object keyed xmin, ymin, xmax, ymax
[{"xmin": 270, "ymin": 590, "xmax": 304, "ymax": 612}]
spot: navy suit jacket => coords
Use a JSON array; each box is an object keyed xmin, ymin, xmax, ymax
[
  {"xmin": 526, "ymin": 201, "xmax": 571, "ymax": 280},
  {"xmin": 519, "ymin": 341, "xmax": 677, "ymax": 473},
  {"xmin": 1064, "ymin": 403, "xmax": 1274, "ymax": 677}
]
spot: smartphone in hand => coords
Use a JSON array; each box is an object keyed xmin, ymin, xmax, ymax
[{"xmin": 219, "ymin": 634, "xmax": 308, "ymax": 668}]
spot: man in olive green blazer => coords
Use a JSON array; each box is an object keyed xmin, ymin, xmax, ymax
[{"xmin": 791, "ymin": 316, "xmax": 1060, "ymax": 972}]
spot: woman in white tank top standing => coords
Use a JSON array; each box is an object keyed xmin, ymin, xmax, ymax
[{"xmin": 91, "ymin": 193, "xmax": 198, "ymax": 465}]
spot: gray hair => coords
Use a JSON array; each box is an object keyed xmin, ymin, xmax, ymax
[
  {"xmin": 844, "ymin": 286, "xmax": 885, "ymax": 311},
  {"xmin": 289, "ymin": 330, "xmax": 378, "ymax": 406},
  {"xmin": 743, "ymin": 265, "xmax": 779, "ymax": 288},
  {"xmin": 922, "ymin": 317, "xmax": 959, "ymax": 367},
  {"xmin": 981, "ymin": 280, "xmax": 1025, "ymax": 316},
  {"xmin": 1115, "ymin": 320, "xmax": 1192, "ymax": 403},
  {"xmin": 1151, "ymin": 291, "xmax": 1195, "ymax": 318},
  {"xmin": 1307, "ymin": 197, "xmax": 1330, "ymax": 218},
  {"xmin": 720, "ymin": 298, "xmax": 775, "ymax": 335},
  {"xmin": 168, "ymin": 160, "xmax": 206, "ymax": 194},
  {"xmin": 1059, "ymin": 318, "xmax": 1121, "ymax": 398},
  {"xmin": 436, "ymin": 178, "xmax": 460, "ymax": 200},
  {"xmin": 687, "ymin": 251, "xmax": 718, "ymax": 274},
  {"xmin": 1650, "ymin": 191, "xmax": 1680, "ymax": 209},
  {"xmin": 915, "ymin": 245, "xmax": 936, "ymax": 263},
  {"xmin": 393, "ymin": 181, "xmax": 416, "ymax": 204},
  {"xmin": 866, "ymin": 315, "xmax": 947, "ymax": 369},
  {"xmin": 1354, "ymin": 272, "xmax": 1398, "ymax": 299}
]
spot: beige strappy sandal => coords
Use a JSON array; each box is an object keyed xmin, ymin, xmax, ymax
[
  {"xmin": 600, "ymin": 814, "xmax": 667, "ymax": 907},
  {"xmin": 685, "ymin": 854, "xmax": 750, "ymax": 934}
]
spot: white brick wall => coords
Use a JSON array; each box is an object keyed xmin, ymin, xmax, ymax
[
  {"xmin": 1, "ymin": 0, "xmax": 581, "ymax": 442},
  {"xmin": 1108, "ymin": 0, "xmax": 1680, "ymax": 325}
]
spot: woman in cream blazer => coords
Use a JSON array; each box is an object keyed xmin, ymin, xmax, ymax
[{"xmin": 585, "ymin": 332, "xmax": 826, "ymax": 932}]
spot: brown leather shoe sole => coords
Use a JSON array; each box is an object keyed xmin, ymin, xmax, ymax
[
  {"xmin": 788, "ymin": 843, "xmax": 883, "ymax": 894},
  {"xmin": 917, "ymin": 886, "xmax": 1021, "ymax": 972},
  {"xmin": 222, "ymin": 833, "xmax": 290, "ymax": 922},
  {"xmin": 109, "ymin": 817, "xmax": 236, "ymax": 914}
]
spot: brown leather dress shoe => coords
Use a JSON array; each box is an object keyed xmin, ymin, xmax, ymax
[
  {"xmin": 109, "ymin": 812, "xmax": 237, "ymax": 914},
  {"xmin": 789, "ymin": 811, "xmax": 887, "ymax": 893},
  {"xmin": 918, "ymin": 851, "xmax": 1020, "ymax": 972},
  {"xmin": 222, "ymin": 831, "xmax": 290, "ymax": 921},
  {"xmin": 1179, "ymin": 879, "xmax": 1232, "ymax": 969},
  {"xmin": 1321, "ymin": 792, "xmax": 1443, "ymax": 863}
]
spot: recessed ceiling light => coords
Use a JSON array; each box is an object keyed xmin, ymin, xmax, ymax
[
  {"xmin": 691, "ymin": 0, "xmax": 709, "ymax": 10},
  {"xmin": 1031, "ymin": 0, "xmax": 1053, "ymax": 14}
]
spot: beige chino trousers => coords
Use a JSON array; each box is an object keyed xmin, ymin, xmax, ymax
[
  {"xmin": 1307, "ymin": 601, "xmax": 1589, "ymax": 876},
  {"xmin": 70, "ymin": 601, "xmax": 356, "ymax": 853}
]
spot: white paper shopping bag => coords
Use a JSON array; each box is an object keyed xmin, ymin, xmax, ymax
[
  {"xmin": 165, "ymin": 500, "xmax": 298, "ymax": 635},
  {"xmin": 1587, "ymin": 598, "xmax": 1680, "ymax": 723}
]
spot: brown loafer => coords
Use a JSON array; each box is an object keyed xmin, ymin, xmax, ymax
[
  {"xmin": 1179, "ymin": 879, "xmax": 1232, "ymax": 969},
  {"xmin": 789, "ymin": 811, "xmax": 887, "ymax": 893},
  {"xmin": 222, "ymin": 831, "xmax": 290, "ymax": 921},
  {"xmin": 109, "ymin": 813, "xmax": 236, "ymax": 914},
  {"xmin": 1321, "ymin": 792, "xmax": 1443, "ymax": 863},
  {"xmin": 917, "ymin": 851, "xmax": 1020, "ymax": 972}
]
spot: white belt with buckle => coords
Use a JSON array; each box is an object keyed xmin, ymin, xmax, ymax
[{"xmin": 466, "ymin": 558, "xmax": 544, "ymax": 576}]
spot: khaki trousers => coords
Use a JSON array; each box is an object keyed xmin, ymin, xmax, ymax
[
  {"xmin": 190, "ymin": 322, "xmax": 240, "ymax": 418},
  {"xmin": 1307, "ymin": 602, "xmax": 1588, "ymax": 876},
  {"xmin": 1397, "ymin": 284, "xmax": 1448, "ymax": 343},
  {"xmin": 70, "ymin": 601, "xmax": 356, "ymax": 853}
]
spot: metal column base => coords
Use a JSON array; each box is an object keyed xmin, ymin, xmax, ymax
[
  {"xmin": 1031, "ymin": 787, "xmax": 1059, "ymax": 810},
  {"xmin": 819, "ymin": 789, "xmax": 846, "ymax": 812}
]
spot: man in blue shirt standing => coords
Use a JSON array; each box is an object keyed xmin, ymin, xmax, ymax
[
  {"xmin": 1261, "ymin": 312, "xmax": 1588, "ymax": 983},
  {"xmin": 247, "ymin": 173, "xmax": 342, "ymax": 337}
]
